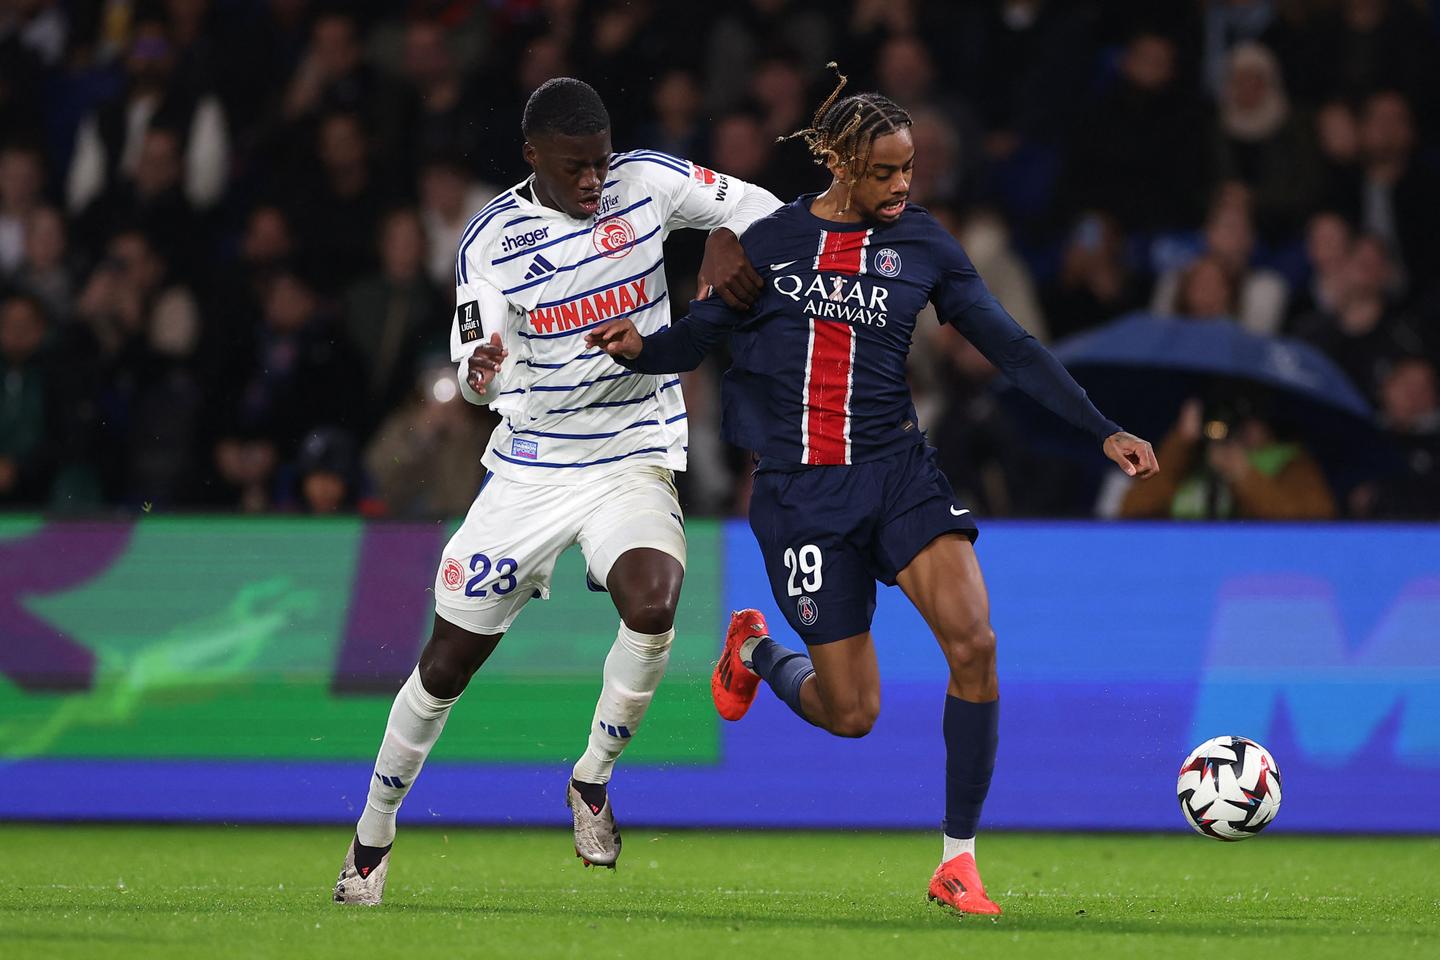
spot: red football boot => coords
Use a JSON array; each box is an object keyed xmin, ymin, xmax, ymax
[
  {"xmin": 927, "ymin": 852, "xmax": 1003, "ymax": 916},
  {"xmin": 711, "ymin": 609, "xmax": 767, "ymax": 721}
]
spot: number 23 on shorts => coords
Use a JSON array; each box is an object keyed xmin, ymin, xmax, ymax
[
  {"xmin": 783, "ymin": 544, "xmax": 823, "ymax": 596},
  {"xmin": 465, "ymin": 553, "xmax": 519, "ymax": 597}
]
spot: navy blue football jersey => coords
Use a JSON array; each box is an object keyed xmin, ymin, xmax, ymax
[{"xmin": 624, "ymin": 194, "xmax": 1119, "ymax": 465}]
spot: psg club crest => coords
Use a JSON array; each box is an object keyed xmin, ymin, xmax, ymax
[
  {"xmin": 873, "ymin": 247, "xmax": 902, "ymax": 277},
  {"xmin": 797, "ymin": 595, "xmax": 820, "ymax": 626},
  {"xmin": 593, "ymin": 216, "xmax": 635, "ymax": 259},
  {"xmin": 441, "ymin": 558, "xmax": 465, "ymax": 591}
]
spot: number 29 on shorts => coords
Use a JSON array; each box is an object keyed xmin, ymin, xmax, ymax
[{"xmin": 783, "ymin": 544, "xmax": 823, "ymax": 596}]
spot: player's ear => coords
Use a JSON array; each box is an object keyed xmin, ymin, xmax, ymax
[{"xmin": 522, "ymin": 140, "xmax": 538, "ymax": 170}]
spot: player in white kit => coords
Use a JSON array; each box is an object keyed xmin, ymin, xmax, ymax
[{"xmin": 334, "ymin": 78, "xmax": 781, "ymax": 904}]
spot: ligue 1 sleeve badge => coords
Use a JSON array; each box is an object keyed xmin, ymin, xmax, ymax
[
  {"xmin": 873, "ymin": 248, "xmax": 901, "ymax": 277},
  {"xmin": 797, "ymin": 595, "xmax": 820, "ymax": 626}
]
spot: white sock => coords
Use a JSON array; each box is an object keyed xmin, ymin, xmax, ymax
[
  {"xmin": 571, "ymin": 622, "xmax": 673, "ymax": 785},
  {"xmin": 738, "ymin": 628, "xmax": 769, "ymax": 674},
  {"xmin": 942, "ymin": 833, "xmax": 976, "ymax": 865},
  {"xmin": 355, "ymin": 667, "xmax": 459, "ymax": 848}
]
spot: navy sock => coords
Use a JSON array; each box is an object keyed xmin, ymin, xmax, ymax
[
  {"xmin": 942, "ymin": 695, "xmax": 998, "ymax": 839},
  {"xmin": 749, "ymin": 637, "xmax": 817, "ymax": 725}
]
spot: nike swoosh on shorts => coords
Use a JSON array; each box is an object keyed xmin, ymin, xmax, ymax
[{"xmin": 950, "ymin": 507, "xmax": 971, "ymax": 517}]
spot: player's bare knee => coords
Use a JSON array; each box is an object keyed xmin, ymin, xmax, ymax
[
  {"xmin": 829, "ymin": 705, "xmax": 878, "ymax": 738},
  {"xmin": 619, "ymin": 594, "xmax": 678, "ymax": 635},
  {"xmin": 942, "ymin": 620, "xmax": 997, "ymax": 678}
]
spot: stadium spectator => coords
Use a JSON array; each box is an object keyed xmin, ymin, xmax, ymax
[
  {"xmin": 217, "ymin": 270, "xmax": 354, "ymax": 460},
  {"xmin": 65, "ymin": 17, "xmax": 229, "ymax": 216},
  {"xmin": 1064, "ymin": 29, "xmax": 1215, "ymax": 231},
  {"xmin": 703, "ymin": 0, "xmax": 834, "ymax": 113},
  {"xmin": 292, "ymin": 427, "xmax": 361, "ymax": 514},
  {"xmin": 10, "ymin": 205, "xmax": 75, "ymax": 320},
  {"xmin": 635, "ymin": 69, "xmax": 707, "ymax": 162},
  {"xmin": 365, "ymin": 363, "xmax": 492, "ymax": 519},
  {"xmin": 955, "ymin": 208, "xmax": 1049, "ymax": 343},
  {"xmin": 1286, "ymin": 210, "xmax": 1353, "ymax": 324},
  {"xmin": 1292, "ymin": 232, "xmax": 1424, "ymax": 399},
  {"xmin": 1041, "ymin": 210, "xmax": 1144, "ymax": 341},
  {"xmin": 74, "ymin": 124, "xmax": 202, "ymax": 275},
  {"xmin": 343, "ymin": 207, "xmax": 444, "ymax": 433},
  {"xmin": 287, "ymin": 111, "xmax": 386, "ymax": 294},
  {"xmin": 418, "ymin": 154, "xmax": 498, "ymax": 291},
  {"xmin": 1351, "ymin": 356, "xmax": 1440, "ymax": 519},
  {"xmin": 1214, "ymin": 42, "xmax": 1325, "ymax": 237},
  {"xmin": 394, "ymin": 19, "xmax": 484, "ymax": 183},
  {"xmin": 1119, "ymin": 397, "xmax": 1336, "ymax": 520},
  {"xmin": 1152, "ymin": 192, "xmax": 1288, "ymax": 334},
  {"xmin": 1173, "ymin": 254, "xmax": 1240, "ymax": 320},
  {"xmin": 0, "ymin": 142, "xmax": 44, "ymax": 277},
  {"xmin": 0, "ymin": 293, "xmax": 54, "ymax": 505},
  {"xmin": 1333, "ymin": 90, "xmax": 1440, "ymax": 294}
]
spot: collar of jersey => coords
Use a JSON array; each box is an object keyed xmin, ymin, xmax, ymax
[
  {"xmin": 509, "ymin": 175, "xmax": 597, "ymax": 226},
  {"xmin": 793, "ymin": 192, "xmax": 887, "ymax": 233}
]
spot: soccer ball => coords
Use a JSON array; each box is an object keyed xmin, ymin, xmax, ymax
[{"xmin": 1176, "ymin": 736, "xmax": 1282, "ymax": 841}]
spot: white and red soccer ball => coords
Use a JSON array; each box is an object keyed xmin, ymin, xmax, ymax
[{"xmin": 1176, "ymin": 736, "xmax": 1282, "ymax": 841}]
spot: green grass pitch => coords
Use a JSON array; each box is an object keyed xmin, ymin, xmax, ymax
[{"xmin": 6, "ymin": 825, "xmax": 1437, "ymax": 960}]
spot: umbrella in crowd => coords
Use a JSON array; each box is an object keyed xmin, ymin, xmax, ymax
[{"xmin": 1008, "ymin": 313, "xmax": 1386, "ymax": 489}]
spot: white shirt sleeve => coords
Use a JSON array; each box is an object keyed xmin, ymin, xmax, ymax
[
  {"xmin": 622, "ymin": 151, "xmax": 782, "ymax": 235},
  {"xmin": 451, "ymin": 275, "xmax": 515, "ymax": 405},
  {"xmin": 66, "ymin": 115, "xmax": 106, "ymax": 213}
]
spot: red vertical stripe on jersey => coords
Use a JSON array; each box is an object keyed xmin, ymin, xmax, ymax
[
  {"xmin": 814, "ymin": 229, "xmax": 870, "ymax": 275},
  {"xmin": 805, "ymin": 318, "xmax": 855, "ymax": 464}
]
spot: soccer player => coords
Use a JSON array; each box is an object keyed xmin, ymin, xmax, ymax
[
  {"xmin": 334, "ymin": 78, "xmax": 781, "ymax": 904},
  {"xmin": 587, "ymin": 74, "xmax": 1158, "ymax": 916}
]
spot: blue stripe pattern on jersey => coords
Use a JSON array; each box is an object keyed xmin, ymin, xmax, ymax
[
  {"xmin": 513, "ymin": 417, "xmax": 660, "ymax": 441},
  {"xmin": 516, "ymin": 291, "xmax": 669, "ymax": 341},
  {"xmin": 535, "ymin": 255, "xmax": 665, "ymax": 309},
  {"xmin": 502, "ymin": 215, "xmax": 542, "ymax": 228},
  {"xmin": 665, "ymin": 412, "xmax": 688, "ymax": 424},
  {"xmin": 609, "ymin": 150, "xmax": 689, "ymax": 176},
  {"xmin": 500, "ymin": 216, "xmax": 661, "ymax": 295},
  {"xmin": 489, "ymin": 445, "xmax": 672, "ymax": 470},
  {"xmin": 453, "ymin": 193, "xmax": 518, "ymax": 283},
  {"xmin": 490, "ymin": 196, "xmax": 656, "ymax": 266},
  {"xmin": 528, "ymin": 370, "xmax": 635, "ymax": 392},
  {"xmin": 547, "ymin": 392, "xmax": 657, "ymax": 415},
  {"xmin": 522, "ymin": 350, "xmax": 604, "ymax": 369},
  {"xmin": 456, "ymin": 197, "xmax": 518, "ymax": 284}
]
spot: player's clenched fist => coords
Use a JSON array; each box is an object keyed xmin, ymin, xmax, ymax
[
  {"xmin": 467, "ymin": 332, "xmax": 508, "ymax": 392},
  {"xmin": 585, "ymin": 319, "xmax": 644, "ymax": 360}
]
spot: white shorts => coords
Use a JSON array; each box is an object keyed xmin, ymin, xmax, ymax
[{"xmin": 433, "ymin": 465, "xmax": 686, "ymax": 635}]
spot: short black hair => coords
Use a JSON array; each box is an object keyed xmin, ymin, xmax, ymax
[{"xmin": 522, "ymin": 78, "xmax": 610, "ymax": 139}]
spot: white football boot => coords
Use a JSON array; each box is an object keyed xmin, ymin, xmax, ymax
[
  {"xmin": 567, "ymin": 781, "xmax": 621, "ymax": 868},
  {"xmin": 333, "ymin": 838, "xmax": 390, "ymax": 905}
]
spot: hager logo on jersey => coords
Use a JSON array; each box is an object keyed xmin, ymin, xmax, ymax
[{"xmin": 501, "ymin": 225, "xmax": 550, "ymax": 253}]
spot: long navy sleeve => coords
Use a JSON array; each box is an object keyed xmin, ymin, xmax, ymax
[
  {"xmin": 617, "ymin": 297, "xmax": 741, "ymax": 375},
  {"xmin": 952, "ymin": 295, "xmax": 1122, "ymax": 442}
]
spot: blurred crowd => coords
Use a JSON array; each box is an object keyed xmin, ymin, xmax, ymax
[{"xmin": 1, "ymin": 0, "xmax": 1438, "ymax": 520}]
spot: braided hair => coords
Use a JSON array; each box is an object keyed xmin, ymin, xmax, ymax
[{"xmin": 779, "ymin": 63, "xmax": 912, "ymax": 209}]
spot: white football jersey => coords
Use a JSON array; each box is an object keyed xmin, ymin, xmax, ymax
[{"xmin": 450, "ymin": 150, "xmax": 776, "ymax": 484}]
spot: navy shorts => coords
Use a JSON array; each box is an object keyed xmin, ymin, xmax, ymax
[{"xmin": 747, "ymin": 441, "xmax": 979, "ymax": 645}]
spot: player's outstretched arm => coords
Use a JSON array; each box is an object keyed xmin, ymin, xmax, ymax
[{"xmin": 587, "ymin": 295, "xmax": 741, "ymax": 375}]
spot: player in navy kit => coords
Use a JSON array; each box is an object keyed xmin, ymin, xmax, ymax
[{"xmin": 588, "ymin": 70, "xmax": 1158, "ymax": 916}]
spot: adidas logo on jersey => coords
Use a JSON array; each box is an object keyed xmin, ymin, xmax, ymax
[{"xmin": 524, "ymin": 254, "xmax": 556, "ymax": 280}]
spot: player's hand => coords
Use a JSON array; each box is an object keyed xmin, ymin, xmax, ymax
[
  {"xmin": 585, "ymin": 318, "xmax": 644, "ymax": 359},
  {"xmin": 699, "ymin": 228, "xmax": 763, "ymax": 310},
  {"xmin": 467, "ymin": 333, "xmax": 508, "ymax": 392},
  {"xmin": 1104, "ymin": 431, "xmax": 1159, "ymax": 479}
]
